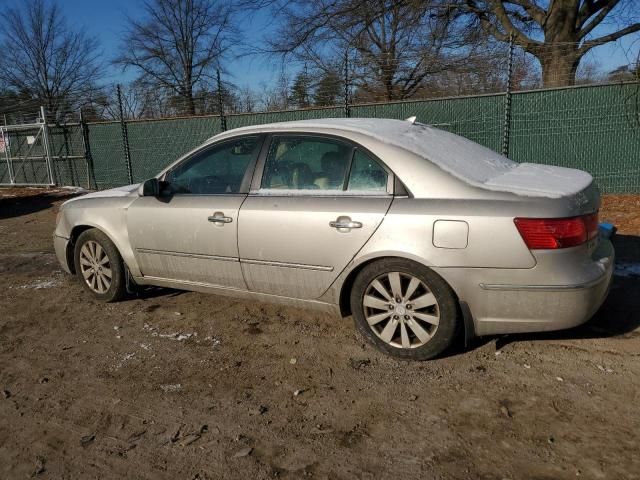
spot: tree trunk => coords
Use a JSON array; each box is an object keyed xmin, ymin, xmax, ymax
[
  {"xmin": 184, "ymin": 88, "xmax": 196, "ymax": 116},
  {"xmin": 539, "ymin": 46, "xmax": 581, "ymax": 88}
]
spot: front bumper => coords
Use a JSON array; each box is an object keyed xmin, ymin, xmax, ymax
[
  {"xmin": 435, "ymin": 238, "xmax": 615, "ymax": 336},
  {"xmin": 53, "ymin": 234, "xmax": 72, "ymax": 274}
]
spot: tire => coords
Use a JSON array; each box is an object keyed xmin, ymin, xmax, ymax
[
  {"xmin": 350, "ymin": 258, "xmax": 459, "ymax": 360},
  {"xmin": 73, "ymin": 228, "xmax": 126, "ymax": 302}
]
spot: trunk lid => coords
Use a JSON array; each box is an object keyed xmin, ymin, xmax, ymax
[{"xmin": 483, "ymin": 163, "xmax": 594, "ymax": 199}]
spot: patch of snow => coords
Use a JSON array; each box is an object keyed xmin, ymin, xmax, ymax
[
  {"xmin": 484, "ymin": 163, "xmax": 593, "ymax": 197},
  {"xmin": 20, "ymin": 278, "xmax": 60, "ymax": 289},
  {"xmin": 257, "ymin": 188, "xmax": 386, "ymax": 196},
  {"xmin": 152, "ymin": 331, "xmax": 196, "ymax": 341},
  {"xmin": 614, "ymin": 262, "xmax": 640, "ymax": 277},
  {"xmin": 60, "ymin": 186, "xmax": 88, "ymax": 194},
  {"xmin": 113, "ymin": 352, "xmax": 136, "ymax": 370},
  {"xmin": 62, "ymin": 183, "xmax": 140, "ymax": 205},
  {"xmin": 223, "ymin": 118, "xmax": 592, "ymax": 198},
  {"xmin": 143, "ymin": 322, "xmax": 196, "ymax": 341},
  {"xmin": 160, "ymin": 383, "xmax": 182, "ymax": 393},
  {"xmin": 204, "ymin": 335, "xmax": 222, "ymax": 347}
]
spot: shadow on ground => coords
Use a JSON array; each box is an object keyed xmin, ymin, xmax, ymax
[
  {"xmin": 0, "ymin": 192, "xmax": 80, "ymax": 219},
  {"xmin": 485, "ymin": 234, "xmax": 640, "ymax": 352}
]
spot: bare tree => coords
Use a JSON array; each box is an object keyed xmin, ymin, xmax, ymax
[
  {"xmin": 464, "ymin": 0, "xmax": 640, "ymax": 87},
  {"xmin": 0, "ymin": 0, "xmax": 103, "ymax": 119},
  {"xmin": 264, "ymin": 0, "xmax": 470, "ymax": 101},
  {"xmin": 115, "ymin": 0, "xmax": 236, "ymax": 115}
]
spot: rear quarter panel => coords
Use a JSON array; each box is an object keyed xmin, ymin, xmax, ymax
[{"xmin": 365, "ymin": 198, "xmax": 537, "ymax": 268}]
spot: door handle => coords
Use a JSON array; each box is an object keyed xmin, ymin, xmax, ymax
[
  {"xmin": 330, "ymin": 216, "xmax": 362, "ymax": 230},
  {"xmin": 208, "ymin": 212, "xmax": 233, "ymax": 224}
]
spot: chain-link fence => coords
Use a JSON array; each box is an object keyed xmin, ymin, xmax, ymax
[{"xmin": 2, "ymin": 81, "xmax": 639, "ymax": 193}]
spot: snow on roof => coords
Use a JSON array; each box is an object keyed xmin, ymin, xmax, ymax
[
  {"xmin": 230, "ymin": 118, "xmax": 515, "ymax": 184},
  {"xmin": 226, "ymin": 118, "xmax": 592, "ymax": 198}
]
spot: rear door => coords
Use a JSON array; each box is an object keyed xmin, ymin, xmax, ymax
[
  {"xmin": 127, "ymin": 135, "xmax": 263, "ymax": 288},
  {"xmin": 238, "ymin": 134, "xmax": 393, "ymax": 299}
]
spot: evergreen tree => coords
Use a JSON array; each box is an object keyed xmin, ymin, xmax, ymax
[{"xmin": 313, "ymin": 70, "xmax": 342, "ymax": 107}]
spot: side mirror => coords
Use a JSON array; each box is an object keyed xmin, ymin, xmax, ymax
[{"xmin": 138, "ymin": 178, "xmax": 160, "ymax": 197}]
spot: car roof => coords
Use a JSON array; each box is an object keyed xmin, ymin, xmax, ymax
[
  {"xmin": 209, "ymin": 118, "xmax": 517, "ymax": 186},
  {"xmin": 197, "ymin": 118, "xmax": 591, "ymax": 199}
]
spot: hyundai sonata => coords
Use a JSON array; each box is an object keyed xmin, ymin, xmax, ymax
[{"xmin": 54, "ymin": 118, "xmax": 614, "ymax": 360}]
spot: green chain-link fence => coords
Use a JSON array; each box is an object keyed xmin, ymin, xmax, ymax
[{"xmin": 24, "ymin": 82, "xmax": 640, "ymax": 193}]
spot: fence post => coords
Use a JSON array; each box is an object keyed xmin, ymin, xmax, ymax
[
  {"xmin": 343, "ymin": 49, "xmax": 351, "ymax": 118},
  {"xmin": 217, "ymin": 69, "xmax": 227, "ymax": 132},
  {"xmin": 1, "ymin": 114, "xmax": 14, "ymax": 185},
  {"xmin": 117, "ymin": 84, "xmax": 134, "ymax": 184},
  {"xmin": 501, "ymin": 33, "xmax": 515, "ymax": 157},
  {"xmin": 40, "ymin": 106, "xmax": 56, "ymax": 186},
  {"xmin": 79, "ymin": 109, "xmax": 96, "ymax": 190}
]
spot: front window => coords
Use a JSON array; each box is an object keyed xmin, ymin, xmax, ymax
[{"xmin": 166, "ymin": 136, "xmax": 260, "ymax": 194}]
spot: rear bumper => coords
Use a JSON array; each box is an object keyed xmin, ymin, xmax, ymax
[
  {"xmin": 435, "ymin": 239, "xmax": 615, "ymax": 336},
  {"xmin": 53, "ymin": 234, "xmax": 72, "ymax": 274}
]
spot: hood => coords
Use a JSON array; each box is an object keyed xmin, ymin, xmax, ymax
[{"xmin": 62, "ymin": 183, "xmax": 140, "ymax": 206}]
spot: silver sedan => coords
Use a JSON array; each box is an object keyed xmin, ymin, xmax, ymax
[{"xmin": 53, "ymin": 118, "xmax": 614, "ymax": 360}]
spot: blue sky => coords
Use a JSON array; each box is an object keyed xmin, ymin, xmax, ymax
[
  {"xmin": 5, "ymin": 0, "xmax": 281, "ymax": 87},
  {"xmin": 4, "ymin": 0, "xmax": 639, "ymax": 89}
]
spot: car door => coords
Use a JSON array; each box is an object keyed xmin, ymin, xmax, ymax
[
  {"xmin": 238, "ymin": 134, "xmax": 393, "ymax": 299},
  {"xmin": 127, "ymin": 135, "xmax": 264, "ymax": 289}
]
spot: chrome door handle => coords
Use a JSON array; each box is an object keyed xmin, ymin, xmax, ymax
[
  {"xmin": 208, "ymin": 212, "xmax": 233, "ymax": 224},
  {"xmin": 330, "ymin": 216, "xmax": 362, "ymax": 230}
]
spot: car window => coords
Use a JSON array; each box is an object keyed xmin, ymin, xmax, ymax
[
  {"xmin": 347, "ymin": 150, "xmax": 388, "ymax": 192},
  {"xmin": 166, "ymin": 136, "xmax": 260, "ymax": 194},
  {"xmin": 261, "ymin": 136, "xmax": 351, "ymax": 191}
]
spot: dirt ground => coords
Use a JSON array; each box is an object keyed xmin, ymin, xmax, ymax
[{"xmin": 0, "ymin": 188, "xmax": 639, "ymax": 480}]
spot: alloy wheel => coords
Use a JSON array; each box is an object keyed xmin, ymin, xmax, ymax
[
  {"xmin": 78, "ymin": 240, "xmax": 112, "ymax": 294},
  {"xmin": 362, "ymin": 271, "xmax": 440, "ymax": 349}
]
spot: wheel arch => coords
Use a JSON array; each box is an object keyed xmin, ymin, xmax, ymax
[
  {"xmin": 66, "ymin": 224, "xmax": 128, "ymax": 274},
  {"xmin": 338, "ymin": 254, "xmax": 438, "ymax": 316},
  {"xmin": 66, "ymin": 225, "xmax": 94, "ymax": 274},
  {"xmin": 337, "ymin": 254, "xmax": 473, "ymax": 344}
]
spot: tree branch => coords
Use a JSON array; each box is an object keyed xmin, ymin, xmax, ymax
[
  {"xmin": 578, "ymin": 0, "xmax": 621, "ymax": 38},
  {"xmin": 581, "ymin": 22, "xmax": 640, "ymax": 52}
]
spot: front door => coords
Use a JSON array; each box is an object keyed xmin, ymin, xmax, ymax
[
  {"xmin": 127, "ymin": 135, "xmax": 263, "ymax": 288},
  {"xmin": 238, "ymin": 135, "xmax": 393, "ymax": 299}
]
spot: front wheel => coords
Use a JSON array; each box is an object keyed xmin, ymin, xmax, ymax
[
  {"xmin": 350, "ymin": 258, "xmax": 459, "ymax": 360},
  {"xmin": 74, "ymin": 229, "xmax": 126, "ymax": 302}
]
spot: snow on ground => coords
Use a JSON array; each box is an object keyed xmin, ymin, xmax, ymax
[
  {"xmin": 19, "ymin": 277, "xmax": 61, "ymax": 289},
  {"xmin": 60, "ymin": 186, "xmax": 88, "ymax": 194},
  {"xmin": 159, "ymin": 384, "xmax": 182, "ymax": 393},
  {"xmin": 143, "ymin": 322, "xmax": 197, "ymax": 341}
]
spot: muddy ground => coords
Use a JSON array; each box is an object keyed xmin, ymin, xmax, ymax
[{"xmin": 0, "ymin": 189, "xmax": 639, "ymax": 480}]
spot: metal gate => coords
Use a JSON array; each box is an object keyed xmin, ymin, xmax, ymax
[{"xmin": 0, "ymin": 107, "xmax": 55, "ymax": 186}]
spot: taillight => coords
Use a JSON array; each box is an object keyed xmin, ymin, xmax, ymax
[
  {"xmin": 514, "ymin": 212, "xmax": 598, "ymax": 249},
  {"xmin": 583, "ymin": 212, "xmax": 599, "ymax": 240}
]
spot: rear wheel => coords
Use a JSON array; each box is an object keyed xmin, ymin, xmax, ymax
[
  {"xmin": 350, "ymin": 258, "xmax": 459, "ymax": 360},
  {"xmin": 74, "ymin": 229, "xmax": 126, "ymax": 302}
]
